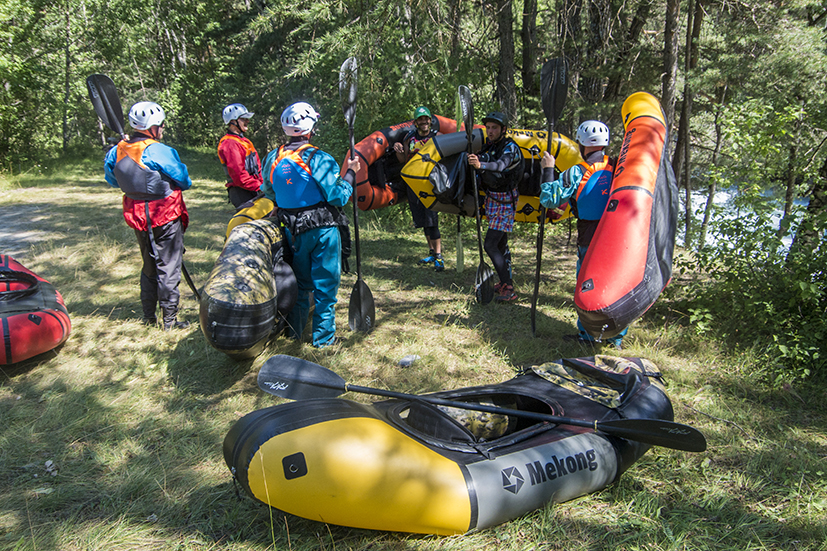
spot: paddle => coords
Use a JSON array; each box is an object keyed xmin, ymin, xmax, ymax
[
  {"xmin": 339, "ymin": 57, "xmax": 375, "ymax": 333},
  {"xmin": 454, "ymin": 98, "xmax": 464, "ymax": 274},
  {"xmin": 458, "ymin": 85, "xmax": 494, "ymax": 304},
  {"xmin": 257, "ymin": 354, "xmax": 707, "ymax": 453},
  {"xmin": 86, "ymin": 74, "xmax": 126, "ymax": 140},
  {"xmin": 85, "ymin": 74, "xmax": 202, "ymax": 302},
  {"xmin": 531, "ymin": 58, "xmax": 569, "ymax": 337}
]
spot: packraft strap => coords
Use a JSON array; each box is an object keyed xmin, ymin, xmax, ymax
[{"xmin": 0, "ymin": 271, "xmax": 39, "ymax": 302}]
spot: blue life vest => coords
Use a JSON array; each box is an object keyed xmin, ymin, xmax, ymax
[
  {"xmin": 573, "ymin": 155, "xmax": 614, "ymax": 220},
  {"xmin": 269, "ymin": 144, "xmax": 321, "ymax": 209}
]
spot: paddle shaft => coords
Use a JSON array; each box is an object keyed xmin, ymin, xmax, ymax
[
  {"xmin": 532, "ymin": 58, "xmax": 568, "ymax": 336},
  {"xmin": 349, "ymin": 125, "xmax": 362, "ymax": 278},
  {"xmin": 257, "ymin": 354, "xmax": 707, "ymax": 452},
  {"xmin": 340, "ymin": 58, "xmax": 374, "ymax": 333}
]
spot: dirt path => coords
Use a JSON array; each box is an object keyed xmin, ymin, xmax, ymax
[{"xmin": 0, "ymin": 203, "xmax": 61, "ymax": 261}]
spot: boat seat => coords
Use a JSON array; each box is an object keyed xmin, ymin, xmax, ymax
[{"xmin": 403, "ymin": 401, "xmax": 477, "ymax": 443}]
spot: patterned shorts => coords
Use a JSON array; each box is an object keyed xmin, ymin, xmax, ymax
[{"xmin": 485, "ymin": 189, "xmax": 518, "ymax": 232}]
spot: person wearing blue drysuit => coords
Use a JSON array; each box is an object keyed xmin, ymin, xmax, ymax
[
  {"xmin": 261, "ymin": 102, "xmax": 360, "ymax": 348},
  {"xmin": 539, "ymin": 120, "xmax": 626, "ymax": 349}
]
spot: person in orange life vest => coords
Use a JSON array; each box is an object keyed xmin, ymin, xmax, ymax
[
  {"xmin": 393, "ymin": 106, "xmax": 444, "ymax": 271},
  {"xmin": 468, "ymin": 111, "xmax": 523, "ymax": 302},
  {"xmin": 539, "ymin": 119, "xmax": 626, "ymax": 349},
  {"xmin": 103, "ymin": 101, "xmax": 193, "ymax": 330},
  {"xmin": 261, "ymin": 102, "xmax": 360, "ymax": 348},
  {"xmin": 218, "ymin": 103, "xmax": 262, "ymax": 208}
]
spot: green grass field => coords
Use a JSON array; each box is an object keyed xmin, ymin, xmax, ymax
[{"xmin": 1, "ymin": 150, "xmax": 825, "ymax": 550}]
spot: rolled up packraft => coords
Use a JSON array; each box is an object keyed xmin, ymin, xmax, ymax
[
  {"xmin": 199, "ymin": 219, "xmax": 297, "ymax": 359},
  {"xmin": 401, "ymin": 128, "xmax": 582, "ymax": 223},
  {"xmin": 1, "ymin": 255, "xmax": 71, "ymax": 365},
  {"xmin": 225, "ymin": 196, "xmax": 274, "ymax": 239},
  {"xmin": 341, "ymin": 115, "xmax": 460, "ymax": 211},
  {"xmin": 224, "ymin": 355, "xmax": 674, "ymax": 535},
  {"xmin": 574, "ymin": 92, "xmax": 679, "ymax": 338}
]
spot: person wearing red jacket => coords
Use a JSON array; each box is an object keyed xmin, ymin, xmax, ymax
[
  {"xmin": 218, "ymin": 103, "xmax": 262, "ymax": 208},
  {"xmin": 104, "ymin": 101, "xmax": 193, "ymax": 330}
]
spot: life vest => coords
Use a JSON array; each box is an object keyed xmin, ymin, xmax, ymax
[
  {"xmin": 572, "ymin": 155, "xmax": 615, "ymax": 220},
  {"xmin": 478, "ymin": 137, "xmax": 524, "ymax": 193},
  {"xmin": 113, "ymin": 137, "xmax": 174, "ymax": 202},
  {"xmin": 268, "ymin": 144, "xmax": 321, "ymax": 209},
  {"xmin": 404, "ymin": 129, "xmax": 436, "ymax": 155},
  {"xmin": 218, "ymin": 133, "xmax": 261, "ymax": 180}
]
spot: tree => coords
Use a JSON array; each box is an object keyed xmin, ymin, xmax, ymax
[{"xmin": 494, "ymin": 0, "xmax": 518, "ymax": 121}]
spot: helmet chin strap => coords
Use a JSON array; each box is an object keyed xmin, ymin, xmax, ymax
[{"xmin": 229, "ymin": 120, "xmax": 243, "ymax": 135}]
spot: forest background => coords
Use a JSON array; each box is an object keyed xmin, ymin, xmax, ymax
[{"xmin": 3, "ymin": 0, "xmax": 826, "ymax": 382}]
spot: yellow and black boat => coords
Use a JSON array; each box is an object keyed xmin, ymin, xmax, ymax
[
  {"xmin": 401, "ymin": 128, "xmax": 583, "ymax": 223},
  {"xmin": 224, "ymin": 354, "xmax": 701, "ymax": 534},
  {"xmin": 199, "ymin": 219, "xmax": 296, "ymax": 359}
]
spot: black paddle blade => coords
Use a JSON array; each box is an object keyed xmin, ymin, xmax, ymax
[
  {"xmin": 86, "ymin": 74, "xmax": 125, "ymax": 136},
  {"xmin": 348, "ymin": 278, "xmax": 375, "ymax": 332},
  {"xmin": 541, "ymin": 58, "xmax": 569, "ymax": 125},
  {"xmin": 458, "ymin": 85, "xmax": 474, "ymax": 147},
  {"xmin": 475, "ymin": 263, "xmax": 495, "ymax": 304},
  {"xmin": 338, "ymin": 57, "xmax": 358, "ymax": 130},
  {"xmin": 258, "ymin": 354, "xmax": 346, "ymax": 400},
  {"xmin": 599, "ymin": 419, "xmax": 707, "ymax": 452}
]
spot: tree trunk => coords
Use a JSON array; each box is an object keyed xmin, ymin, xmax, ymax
[
  {"xmin": 784, "ymin": 144, "xmax": 797, "ymax": 218},
  {"xmin": 495, "ymin": 0, "xmax": 517, "ymax": 122},
  {"xmin": 787, "ymin": 156, "xmax": 827, "ymax": 259},
  {"xmin": 449, "ymin": 0, "xmax": 462, "ymax": 63},
  {"xmin": 580, "ymin": 0, "xmax": 610, "ymax": 105},
  {"xmin": 699, "ymin": 87, "xmax": 726, "ymax": 249},
  {"xmin": 662, "ymin": 0, "xmax": 680, "ymax": 141},
  {"xmin": 558, "ymin": 0, "xmax": 583, "ymax": 104},
  {"xmin": 521, "ymin": 0, "xmax": 539, "ymax": 100},
  {"xmin": 672, "ymin": 3, "xmax": 702, "ymax": 168},
  {"xmin": 682, "ymin": 88, "xmax": 693, "ymax": 247},
  {"xmin": 603, "ymin": 0, "xmax": 651, "ymax": 104},
  {"xmin": 62, "ymin": 7, "xmax": 70, "ymax": 154}
]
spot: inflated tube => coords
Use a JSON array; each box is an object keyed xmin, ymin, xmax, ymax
[{"xmin": 574, "ymin": 92, "xmax": 679, "ymax": 338}]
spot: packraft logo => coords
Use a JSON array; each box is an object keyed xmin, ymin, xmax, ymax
[
  {"xmin": 525, "ymin": 449, "xmax": 598, "ymax": 486},
  {"xmin": 614, "ymin": 127, "xmax": 636, "ymax": 177},
  {"xmin": 261, "ymin": 380, "xmax": 289, "ymax": 391},
  {"xmin": 501, "ymin": 466, "xmax": 525, "ymax": 494}
]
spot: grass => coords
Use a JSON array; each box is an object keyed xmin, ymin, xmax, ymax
[{"xmin": 1, "ymin": 149, "xmax": 826, "ymax": 550}]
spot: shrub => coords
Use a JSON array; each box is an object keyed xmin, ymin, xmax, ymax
[{"xmin": 681, "ymin": 209, "xmax": 826, "ymax": 385}]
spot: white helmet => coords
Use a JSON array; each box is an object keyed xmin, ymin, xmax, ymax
[
  {"xmin": 128, "ymin": 101, "xmax": 166, "ymax": 131},
  {"xmin": 281, "ymin": 102, "xmax": 319, "ymax": 136},
  {"xmin": 576, "ymin": 120, "xmax": 610, "ymax": 147},
  {"xmin": 222, "ymin": 103, "xmax": 254, "ymax": 125}
]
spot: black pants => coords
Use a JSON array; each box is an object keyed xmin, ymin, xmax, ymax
[
  {"xmin": 228, "ymin": 186, "xmax": 258, "ymax": 209},
  {"xmin": 135, "ymin": 218, "xmax": 184, "ymax": 324},
  {"xmin": 484, "ymin": 228, "xmax": 511, "ymax": 285}
]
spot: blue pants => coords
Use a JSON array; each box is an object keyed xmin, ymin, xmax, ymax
[
  {"xmin": 576, "ymin": 245, "xmax": 627, "ymax": 346},
  {"xmin": 285, "ymin": 226, "xmax": 341, "ymax": 347}
]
